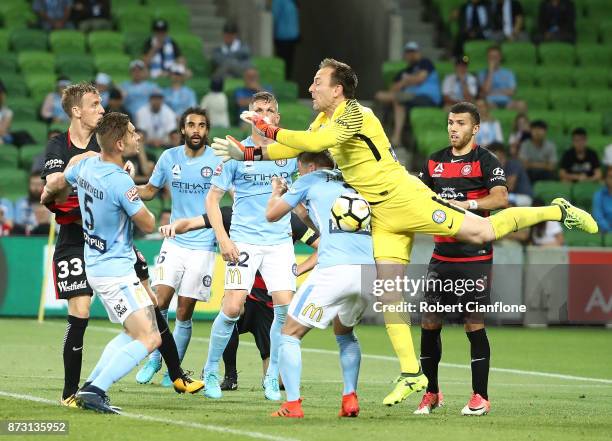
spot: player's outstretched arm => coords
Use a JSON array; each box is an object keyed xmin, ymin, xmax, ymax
[
  {"xmin": 137, "ymin": 182, "xmax": 160, "ymax": 201},
  {"xmin": 266, "ymin": 176, "xmax": 293, "ymax": 222},
  {"xmin": 131, "ymin": 206, "xmax": 156, "ymax": 234},
  {"xmin": 41, "ymin": 171, "xmax": 70, "ymax": 204},
  {"xmin": 66, "ymin": 151, "xmax": 99, "ymax": 168},
  {"xmin": 159, "ymin": 216, "xmax": 207, "ymax": 238},
  {"xmin": 206, "ymin": 185, "xmax": 239, "ymax": 263}
]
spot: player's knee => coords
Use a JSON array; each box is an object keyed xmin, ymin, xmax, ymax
[
  {"xmin": 144, "ymin": 331, "xmax": 162, "ymax": 352},
  {"xmin": 223, "ymin": 304, "xmax": 242, "ymax": 319}
]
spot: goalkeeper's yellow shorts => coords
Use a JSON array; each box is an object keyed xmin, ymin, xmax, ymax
[{"xmin": 370, "ymin": 173, "xmax": 466, "ymax": 263}]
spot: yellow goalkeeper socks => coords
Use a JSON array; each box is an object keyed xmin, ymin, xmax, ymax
[
  {"xmin": 489, "ymin": 206, "xmax": 562, "ymax": 240},
  {"xmin": 384, "ymin": 321, "xmax": 420, "ymax": 374}
]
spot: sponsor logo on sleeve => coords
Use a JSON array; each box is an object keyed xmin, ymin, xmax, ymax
[
  {"xmin": 44, "ymin": 158, "xmax": 65, "ymax": 170},
  {"xmin": 125, "ymin": 186, "xmax": 141, "ymax": 203},
  {"xmin": 213, "ymin": 163, "xmax": 223, "ymax": 176}
]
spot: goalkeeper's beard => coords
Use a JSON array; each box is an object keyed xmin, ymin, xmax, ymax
[{"xmin": 186, "ymin": 136, "xmax": 206, "ymax": 151}]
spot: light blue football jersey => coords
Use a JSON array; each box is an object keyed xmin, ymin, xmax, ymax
[
  {"xmin": 64, "ymin": 157, "xmax": 144, "ymax": 277},
  {"xmin": 282, "ymin": 169, "xmax": 374, "ymax": 268},
  {"xmin": 211, "ymin": 136, "xmax": 297, "ymax": 245},
  {"xmin": 149, "ymin": 145, "xmax": 221, "ymax": 250}
]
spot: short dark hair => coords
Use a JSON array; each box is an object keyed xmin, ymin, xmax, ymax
[
  {"xmin": 448, "ymin": 101, "xmax": 480, "ymax": 125},
  {"xmin": 95, "ymin": 112, "xmax": 130, "ymax": 152},
  {"xmin": 487, "ymin": 142, "xmax": 506, "ymax": 155},
  {"xmin": 179, "ymin": 107, "xmax": 210, "ymax": 145},
  {"xmin": 61, "ymin": 82, "xmax": 99, "ymax": 118},
  {"xmin": 319, "ymin": 58, "xmax": 358, "ymax": 99},
  {"xmin": 487, "ymin": 45, "xmax": 502, "ymax": 55},
  {"xmin": 249, "ymin": 91, "xmax": 278, "ymax": 109},
  {"xmin": 572, "ymin": 127, "xmax": 587, "ymax": 137},
  {"xmin": 530, "ymin": 119, "xmax": 548, "ymax": 130},
  {"xmin": 297, "ymin": 151, "xmax": 334, "ymax": 169}
]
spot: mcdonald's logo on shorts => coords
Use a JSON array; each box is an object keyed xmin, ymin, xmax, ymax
[
  {"xmin": 226, "ymin": 268, "xmax": 242, "ymax": 285},
  {"xmin": 302, "ymin": 303, "xmax": 323, "ymax": 322}
]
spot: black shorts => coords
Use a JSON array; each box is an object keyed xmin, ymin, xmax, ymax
[
  {"xmin": 422, "ymin": 258, "xmax": 492, "ymax": 308},
  {"xmin": 237, "ymin": 296, "xmax": 273, "ymax": 360},
  {"xmin": 133, "ymin": 247, "xmax": 149, "ymax": 281},
  {"xmin": 53, "ymin": 252, "xmax": 92, "ymax": 300}
]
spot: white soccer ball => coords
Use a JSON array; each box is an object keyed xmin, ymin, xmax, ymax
[{"xmin": 330, "ymin": 192, "xmax": 371, "ymax": 232}]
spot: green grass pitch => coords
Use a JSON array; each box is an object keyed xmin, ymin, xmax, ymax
[{"xmin": 1, "ymin": 318, "xmax": 611, "ymax": 441}]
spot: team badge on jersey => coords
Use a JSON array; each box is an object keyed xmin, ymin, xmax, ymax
[
  {"xmin": 172, "ymin": 164, "xmax": 182, "ymax": 179},
  {"xmin": 201, "ymin": 166, "xmax": 213, "ymax": 178},
  {"xmin": 432, "ymin": 209, "xmax": 447, "ymax": 224},
  {"xmin": 275, "ymin": 159, "xmax": 287, "ymax": 167},
  {"xmin": 461, "ymin": 164, "xmax": 472, "ymax": 176},
  {"xmin": 292, "ymin": 263, "xmax": 298, "ymax": 276}
]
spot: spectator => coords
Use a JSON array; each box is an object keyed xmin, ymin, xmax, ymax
[
  {"xmin": 163, "ymin": 64, "xmax": 197, "ymax": 117},
  {"xmin": 489, "ymin": 0, "xmax": 527, "ymax": 42},
  {"xmin": 13, "ymin": 204, "xmax": 51, "ymax": 236},
  {"xmin": 271, "ymin": 0, "xmax": 300, "ymax": 79},
  {"xmin": 135, "ymin": 89, "xmax": 177, "ymax": 148},
  {"xmin": 603, "ymin": 144, "xmax": 612, "ymax": 167},
  {"xmin": 478, "ymin": 46, "xmax": 525, "ymax": 111},
  {"xmin": 442, "ymin": 55, "xmax": 477, "ymax": 110},
  {"xmin": 530, "ymin": 199, "xmax": 564, "ymax": 246},
  {"xmin": 559, "ymin": 128, "xmax": 602, "ymax": 183},
  {"xmin": 168, "ymin": 129, "xmax": 182, "ymax": 147},
  {"xmin": 33, "ymin": 0, "xmax": 73, "ymax": 31},
  {"xmin": 123, "ymin": 128, "xmax": 155, "ymax": 185},
  {"xmin": 121, "ymin": 60, "xmax": 158, "ymax": 117},
  {"xmin": 70, "ymin": 0, "xmax": 111, "ymax": 31},
  {"xmin": 41, "ymin": 77, "xmax": 71, "ymax": 124},
  {"xmin": 234, "ymin": 67, "xmax": 269, "ymax": 120},
  {"xmin": 488, "ymin": 142, "xmax": 533, "ymax": 206},
  {"xmin": 475, "ymin": 98, "xmax": 503, "ymax": 147},
  {"xmin": 454, "ymin": 0, "xmax": 491, "ymax": 54},
  {"xmin": 0, "ymin": 199, "xmax": 14, "ymax": 235},
  {"xmin": 211, "ymin": 22, "xmax": 252, "ymax": 79},
  {"xmin": 536, "ymin": 0, "xmax": 576, "ymax": 43},
  {"xmin": 508, "ymin": 112, "xmax": 530, "ymax": 157},
  {"xmin": 142, "ymin": 19, "xmax": 187, "ymax": 79},
  {"xmin": 374, "ymin": 41, "xmax": 441, "ymax": 147},
  {"xmin": 519, "ymin": 119, "xmax": 558, "ymax": 182},
  {"xmin": 13, "ymin": 173, "xmax": 45, "ymax": 233},
  {"xmin": 106, "ymin": 88, "xmax": 130, "ymax": 118},
  {"xmin": 0, "ymin": 81, "xmax": 14, "ymax": 145},
  {"xmin": 200, "ymin": 77, "xmax": 230, "ymax": 129},
  {"xmin": 95, "ymin": 72, "xmax": 112, "ymax": 108},
  {"xmin": 592, "ymin": 167, "xmax": 612, "ymax": 233}
]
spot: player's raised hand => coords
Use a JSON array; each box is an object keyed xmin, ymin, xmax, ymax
[
  {"xmin": 124, "ymin": 160, "xmax": 136, "ymax": 179},
  {"xmin": 271, "ymin": 176, "xmax": 288, "ymax": 195},
  {"xmin": 159, "ymin": 222, "xmax": 177, "ymax": 238},
  {"xmin": 219, "ymin": 238, "xmax": 240, "ymax": 264},
  {"xmin": 240, "ymin": 111, "xmax": 280, "ymax": 140},
  {"xmin": 211, "ymin": 136, "xmax": 245, "ymax": 162}
]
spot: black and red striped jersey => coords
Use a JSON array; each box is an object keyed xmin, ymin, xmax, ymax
[
  {"xmin": 419, "ymin": 145, "xmax": 507, "ymax": 261},
  {"xmin": 41, "ymin": 131, "xmax": 100, "ymax": 258}
]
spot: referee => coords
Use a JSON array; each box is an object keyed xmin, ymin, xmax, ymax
[{"xmin": 415, "ymin": 102, "xmax": 508, "ymax": 416}]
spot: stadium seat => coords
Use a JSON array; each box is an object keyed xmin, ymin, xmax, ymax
[
  {"xmin": 0, "ymin": 146, "xmax": 19, "ymax": 168},
  {"xmin": 279, "ymin": 103, "xmax": 314, "ymax": 130},
  {"xmin": 563, "ymin": 229, "xmax": 602, "ymax": 247},
  {"xmin": 7, "ymin": 96, "xmax": 36, "ymax": 122},
  {"xmin": 11, "ymin": 121, "xmax": 48, "ymax": 145},
  {"xmin": 434, "ymin": 61, "xmax": 454, "ymax": 81},
  {"xmin": 533, "ymin": 181, "xmax": 572, "ymax": 204},
  {"xmin": 94, "ymin": 54, "xmax": 131, "ymax": 76},
  {"xmin": 18, "ymin": 145, "xmax": 45, "ymax": 171},
  {"xmin": 0, "ymin": 4, "xmax": 36, "ymax": 30},
  {"xmin": 464, "ymin": 41, "xmax": 491, "ymax": 64},
  {"xmin": 418, "ymin": 130, "xmax": 450, "ymax": 157},
  {"xmin": 587, "ymin": 135, "xmax": 612, "ymax": 156},
  {"xmin": 49, "ymin": 30, "xmax": 86, "ymax": 54},
  {"xmin": 0, "ymin": 29, "xmax": 9, "ymax": 52},
  {"xmin": 185, "ymin": 53, "xmax": 210, "ymax": 76},
  {"xmin": 0, "ymin": 52, "xmax": 18, "ymax": 74},
  {"xmin": 24, "ymin": 74, "xmax": 57, "ymax": 104},
  {"xmin": 585, "ymin": 0, "xmax": 609, "ymax": 18},
  {"xmin": 599, "ymin": 20, "xmax": 612, "ymax": 44},
  {"xmin": 55, "ymin": 53, "xmax": 96, "ymax": 78},
  {"xmin": 411, "ymin": 108, "xmax": 447, "ymax": 140},
  {"xmin": 574, "ymin": 67, "xmax": 609, "ymax": 90},
  {"xmin": 0, "ymin": 170, "xmax": 27, "ymax": 201},
  {"xmin": 88, "ymin": 31, "xmax": 125, "ymax": 55},
  {"xmin": 549, "ymin": 89, "xmax": 588, "ymax": 112},
  {"xmin": 147, "ymin": 0, "xmax": 181, "ymax": 6},
  {"xmin": 502, "ymin": 42, "xmax": 537, "ymax": 66},
  {"xmin": 10, "ymin": 29, "xmax": 48, "ymax": 52},
  {"xmin": 18, "ymin": 51, "xmax": 56, "ymax": 74},
  {"xmin": 575, "ymin": 44, "xmax": 609, "ymax": 67},
  {"xmin": 253, "ymin": 56, "xmax": 285, "ymax": 83},
  {"xmin": 271, "ymin": 80, "xmax": 298, "ymax": 102},
  {"xmin": 116, "ymin": 9, "xmax": 152, "ymax": 34},
  {"xmin": 538, "ymin": 43, "xmax": 575, "ymax": 66},
  {"xmin": 508, "ymin": 64, "xmax": 537, "ymax": 88},
  {"xmin": 535, "ymin": 66, "xmax": 574, "ymax": 89},
  {"xmin": 576, "ymin": 20, "xmax": 600, "ymax": 44},
  {"xmin": 587, "ymin": 89, "xmax": 612, "ymax": 113},
  {"xmin": 491, "ymin": 109, "xmax": 517, "ymax": 136},
  {"xmin": 153, "ymin": 6, "xmax": 190, "ymax": 30},
  {"xmin": 1, "ymin": 73, "xmax": 27, "ymax": 97},
  {"xmin": 515, "ymin": 87, "xmax": 549, "ymax": 111},
  {"xmin": 153, "ymin": 77, "xmax": 171, "ymax": 89},
  {"xmin": 172, "ymin": 33, "xmax": 204, "ymax": 57},
  {"xmin": 123, "ymin": 31, "xmax": 149, "ymax": 58},
  {"xmin": 185, "ymin": 77, "xmax": 210, "ymax": 100},
  {"xmin": 572, "ymin": 181, "xmax": 601, "ymax": 210},
  {"xmin": 382, "ymin": 60, "xmax": 405, "ymax": 87},
  {"xmin": 566, "ymin": 113, "xmax": 603, "ymax": 136},
  {"xmin": 604, "ymin": 233, "xmax": 612, "ymax": 247}
]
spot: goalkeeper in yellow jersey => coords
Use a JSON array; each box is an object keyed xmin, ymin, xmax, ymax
[{"xmin": 211, "ymin": 58, "xmax": 598, "ymax": 406}]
